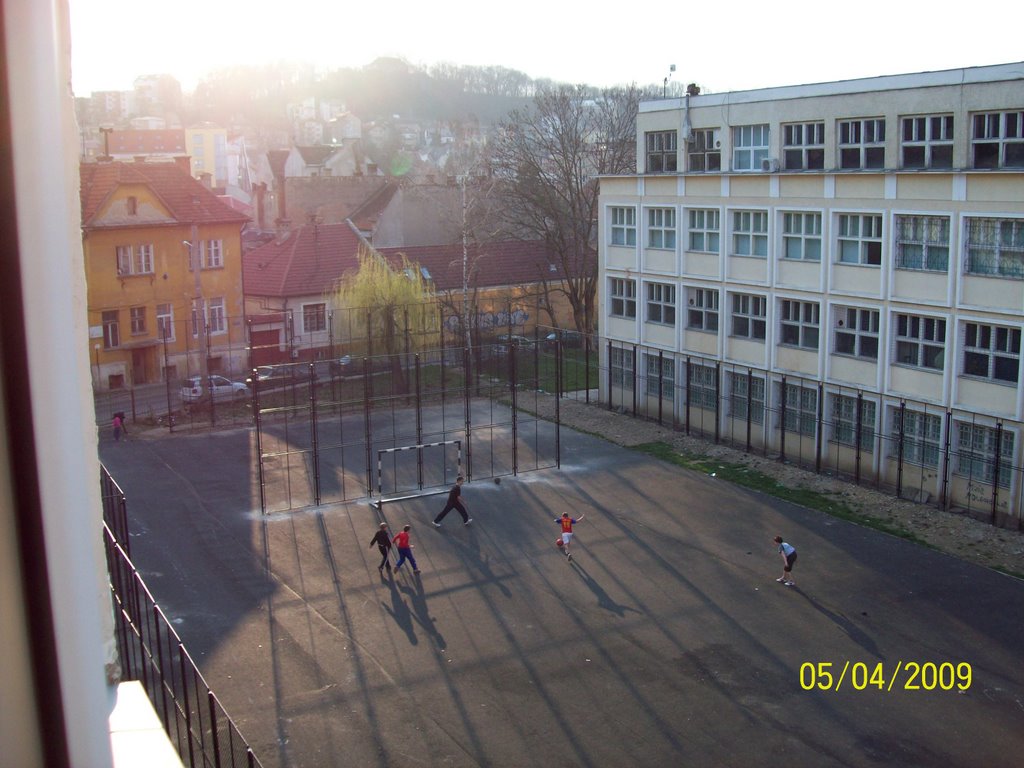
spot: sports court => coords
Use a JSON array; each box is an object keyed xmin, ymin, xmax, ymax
[{"xmin": 100, "ymin": 416, "xmax": 1024, "ymax": 768}]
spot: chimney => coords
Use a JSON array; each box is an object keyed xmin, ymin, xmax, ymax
[
  {"xmin": 253, "ymin": 182, "xmax": 267, "ymax": 231},
  {"xmin": 173, "ymin": 155, "xmax": 192, "ymax": 175},
  {"xmin": 198, "ymin": 171, "xmax": 212, "ymax": 190}
]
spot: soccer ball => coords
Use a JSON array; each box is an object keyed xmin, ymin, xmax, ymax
[
  {"xmin": 556, "ymin": 539, "xmax": 564, "ymax": 548},
  {"xmin": 494, "ymin": 477, "xmax": 501, "ymax": 484}
]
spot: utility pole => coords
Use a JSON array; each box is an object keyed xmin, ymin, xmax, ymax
[
  {"xmin": 461, "ymin": 175, "xmax": 471, "ymax": 353},
  {"xmin": 187, "ymin": 225, "xmax": 210, "ymax": 404}
]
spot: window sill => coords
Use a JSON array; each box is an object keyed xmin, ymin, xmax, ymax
[
  {"xmin": 894, "ymin": 266, "xmax": 948, "ymax": 274},
  {"xmin": 778, "ymin": 344, "xmax": 819, "ymax": 352},
  {"xmin": 891, "ymin": 362, "xmax": 943, "ymax": 374},
  {"xmin": 728, "ymin": 253, "xmax": 768, "ymax": 260},
  {"xmin": 835, "ymin": 261, "xmax": 882, "ymax": 269},
  {"xmin": 830, "ymin": 352, "xmax": 878, "ymax": 364},
  {"xmin": 958, "ymin": 374, "xmax": 1019, "ymax": 388}
]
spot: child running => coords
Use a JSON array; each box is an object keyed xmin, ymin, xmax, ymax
[
  {"xmin": 393, "ymin": 524, "xmax": 420, "ymax": 574},
  {"xmin": 555, "ymin": 512, "xmax": 585, "ymax": 561}
]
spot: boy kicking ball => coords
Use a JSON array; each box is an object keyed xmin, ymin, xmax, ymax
[
  {"xmin": 555, "ymin": 512, "xmax": 584, "ymax": 561},
  {"xmin": 774, "ymin": 535, "xmax": 797, "ymax": 586}
]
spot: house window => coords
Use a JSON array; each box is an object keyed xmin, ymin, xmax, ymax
[
  {"xmin": 901, "ymin": 115, "xmax": 953, "ymax": 169},
  {"xmin": 129, "ymin": 306, "xmax": 146, "ymax": 335},
  {"xmin": 729, "ymin": 372, "xmax": 765, "ymax": 424},
  {"xmin": 956, "ymin": 422, "xmax": 1014, "ymax": 487},
  {"xmin": 156, "ymin": 303, "xmax": 174, "ymax": 341},
  {"xmin": 687, "ymin": 128, "xmax": 721, "ymax": 172},
  {"xmin": 782, "ymin": 212, "xmax": 822, "ymax": 261},
  {"xmin": 610, "ymin": 207, "xmax": 637, "ymax": 246},
  {"xmin": 126, "ymin": 196, "xmax": 137, "ymax": 215},
  {"xmin": 645, "ymin": 352, "xmax": 675, "ymax": 397},
  {"xmin": 687, "ymin": 363, "xmax": 718, "ymax": 410},
  {"xmin": 971, "ymin": 111, "xmax": 1024, "ymax": 169},
  {"xmin": 686, "ymin": 287, "xmax": 719, "ymax": 332},
  {"xmin": 203, "ymin": 239, "xmax": 224, "ymax": 269},
  {"xmin": 687, "ymin": 209, "xmax": 720, "ymax": 253},
  {"xmin": 732, "ymin": 210, "xmax": 768, "ymax": 257},
  {"xmin": 837, "ymin": 214, "xmax": 882, "ymax": 265},
  {"xmin": 894, "ymin": 215, "xmax": 950, "ymax": 272},
  {"xmin": 116, "ymin": 245, "xmax": 132, "ymax": 276},
  {"xmin": 102, "ymin": 310, "xmax": 120, "ymax": 349},
  {"xmin": 730, "ymin": 293, "xmax": 767, "ymax": 340},
  {"xmin": 732, "ymin": 124, "xmax": 770, "ymax": 171},
  {"xmin": 891, "ymin": 408, "xmax": 942, "ymax": 468},
  {"xmin": 135, "ymin": 244, "xmax": 154, "ymax": 274},
  {"xmin": 610, "ymin": 346, "xmax": 634, "ymax": 388},
  {"xmin": 781, "ymin": 382, "xmax": 817, "ymax": 436},
  {"xmin": 780, "ymin": 300, "xmax": 820, "ymax": 350},
  {"xmin": 303, "ymin": 302, "xmax": 327, "ymax": 333},
  {"xmin": 645, "ymin": 282, "xmax": 676, "ymax": 326},
  {"xmin": 963, "ymin": 322, "xmax": 1021, "ymax": 384},
  {"xmin": 831, "ymin": 395, "xmax": 876, "ymax": 452},
  {"xmin": 646, "ymin": 208, "xmax": 677, "ymax": 249},
  {"xmin": 894, "ymin": 313, "xmax": 946, "ymax": 371},
  {"xmin": 838, "ymin": 118, "xmax": 885, "ymax": 169},
  {"xmin": 208, "ymin": 298, "xmax": 226, "ymax": 334},
  {"xmin": 783, "ymin": 122, "xmax": 825, "ymax": 170},
  {"xmin": 964, "ymin": 218, "xmax": 1024, "ymax": 278},
  {"xmin": 645, "ymin": 130, "xmax": 678, "ymax": 173},
  {"xmin": 609, "ymin": 278, "xmax": 637, "ymax": 319},
  {"xmin": 834, "ymin": 307, "xmax": 879, "ymax": 360}
]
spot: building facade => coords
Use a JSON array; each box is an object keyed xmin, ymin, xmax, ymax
[{"xmin": 598, "ymin": 62, "xmax": 1024, "ymax": 526}]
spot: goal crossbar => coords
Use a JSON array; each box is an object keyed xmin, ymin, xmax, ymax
[{"xmin": 375, "ymin": 439, "xmax": 462, "ymax": 500}]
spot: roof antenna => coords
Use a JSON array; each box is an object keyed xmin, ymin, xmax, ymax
[{"xmin": 663, "ymin": 64, "xmax": 676, "ymax": 98}]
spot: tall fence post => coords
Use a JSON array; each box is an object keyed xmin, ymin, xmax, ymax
[
  {"xmin": 584, "ymin": 334, "xmax": 591, "ymax": 404},
  {"xmin": 607, "ymin": 340, "xmax": 613, "ymax": 412},
  {"xmin": 631, "ymin": 344, "xmax": 637, "ymax": 418},
  {"xmin": 940, "ymin": 411, "xmax": 952, "ymax": 510},
  {"xmin": 657, "ymin": 350, "xmax": 664, "ymax": 426},
  {"xmin": 252, "ymin": 374, "xmax": 266, "ymax": 515},
  {"xmin": 992, "ymin": 422, "xmax": 1003, "ymax": 523},
  {"xmin": 815, "ymin": 382, "xmax": 824, "ymax": 474},
  {"xmin": 685, "ymin": 356, "xmax": 692, "ymax": 435},
  {"xmin": 896, "ymin": 401, "xmax": 906, "ymax": 499},
  {"xmin": 363, "ymin": 359, "xmax": 373, "ymax": 496},
  {"xmin": 511, "ymin": 340, "xmax": 519, "ymax": 476},
  {"xmin": 745, "ymin": 368, "xmax": 753, "ymax": 453},
  {"xmin": 779, "ymin": 375, "xmax": 788, "ymax": 463},
  {"xmin": 854, "ymin": 390, "xmax": 863, "ymax": 484},
  {"xmin": 463, "ymin": 346, "xmax": 473, "ymax": 481},
  {"xmin": 714, "ymin": 361, "xmax": 721, "ymax": 444},
  {"xmin": 415, "ymin": 354, "xmax": 423, "ymax": 489},
  {"xmin": 555, "ymin": 341, "xmax": 562, "ymax": 469},
  {"xmin": 309, "ymin": 362, "xmax": 321, "ymax": 506}
]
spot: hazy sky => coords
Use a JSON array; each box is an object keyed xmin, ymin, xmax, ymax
[{"xmin": 70, "ymin": 0, "xmax": 1024, "ymax": 96}]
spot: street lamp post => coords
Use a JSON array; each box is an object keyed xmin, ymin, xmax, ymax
[{"xmin": 93, "ymin": 343, "xmax": 101, "ymax": 389}]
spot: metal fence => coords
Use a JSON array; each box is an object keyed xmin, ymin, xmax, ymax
[
  {"xmin": 100, "ymin": 466, "xmax": 265, "ymax": 768},
  {"xmin": 595, "ymin": 339, "xmax": 1024, "ymax": 530}
]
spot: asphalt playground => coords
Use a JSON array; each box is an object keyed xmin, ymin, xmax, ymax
[{"xmin": 99, "ymin": 417, "xmax": 1024, "ymax": 768}]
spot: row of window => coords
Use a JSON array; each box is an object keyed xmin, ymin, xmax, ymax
[
  {"xmin": 644, "ymin": 109, "xmax": 1024, "ymax": 173},
  {"xmin": 609, "ymin": 208, "xmax": 1024, "ymax": 279},
  {"xmin": 608, "ymin": 278, "xmax": 1022, "ymax": 384},
  {"xmin": 610, "ymin": 353, "xmax": 1014, "ymax": 485},
  {"xmin": 99, "ymin": 299, "xmax": 227, "ymax": 349},
  {"xmin": 114, "ymin": 239, "xmax": 225, "ymax": 277}
]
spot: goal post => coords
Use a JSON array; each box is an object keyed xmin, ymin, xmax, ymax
[{"xmin": 374, "ymin": 439, "xmax": 462, "ymax": 506}]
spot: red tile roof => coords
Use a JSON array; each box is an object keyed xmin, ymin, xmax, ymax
[
  {"xmin": 80, "ymin": 161, "xmax": 250, "ymax": 227},
  {"xmin": 243, "ymin": 220, "xmax": 364, "ymax": 298},
  {"xmin": 348, "ymin": 180, "xmax": 399, "ymax": 232},
  {"xmin": 378, "ymin": 240, "xmax": 564, "ymax": 291}
]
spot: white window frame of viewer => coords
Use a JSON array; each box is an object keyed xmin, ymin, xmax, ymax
[
  {"xmin": 610, "ymin": 206, "xmax": 637, "ymax": 247},
  {"xmin": 837, "ymin": 213, "xmax": 883, "ymax": 266},
  {"xmin": 687, "ymin": 208, "xmax": 720, "ymax": 253},
  {"xmin": 732, "ymin": 124, "xmax": 769, "ymax": 171},
  {"xmin": 732, "ymin": 210, "xmax": 768, "ymax": 257},
  {"xmin": 646, "ymin": 207, "xmax": 677, "ymax": 250},
  {"xmin": 609, "ymin": 277, "xmax": 637, "ymax": 319},
  {"xmin": 781, "ymin": 212, "xmax": 822, "ymax": 261}
]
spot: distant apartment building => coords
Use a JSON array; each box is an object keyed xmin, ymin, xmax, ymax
[
  {"xmin": 185, "ymin": 123, "xmax": 229, "ymax": 188},
  {"xmin": 598, "ymin": 62, "xmax": 1024, "ymax": 525}
]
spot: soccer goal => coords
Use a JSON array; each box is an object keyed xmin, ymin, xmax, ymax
[{"xmin": 373, "ymin": 439, "xmax": 462, "ymax": 508}]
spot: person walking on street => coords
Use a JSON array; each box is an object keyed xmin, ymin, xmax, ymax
[
  {"xmin": 556, "ymin": 512, "xmax": 584, "ymax": 561},
  {"xmin": 112, "ymin": 412, "xmax": 127, "ymax": 442},
  {"xmin": 369, "ymin": 522, "xmax": 393, "ymax": 574},
  {"xmin": 393, "ymin": 524, "xmax": 420, "ymax": 574},
  {"xmin": 433, "ymin": 475, "xmax": 471, "ymax": 527},
  {"xmin": 774, "ymin": 536, "xmax": 797, "ymax": 586}
]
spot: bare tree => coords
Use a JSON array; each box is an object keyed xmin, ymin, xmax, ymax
[{"xmin": 488, "ymin": 84, "xmax": 643, "ymax": 336}]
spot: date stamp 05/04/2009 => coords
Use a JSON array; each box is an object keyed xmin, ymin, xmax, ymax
[{"xmin": 799, "ymin": 661, "xmax": 973, "ymax": 692}]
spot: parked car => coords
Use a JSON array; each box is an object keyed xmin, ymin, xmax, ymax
[
  {"xmin": 544, "ymin": 330, "xmax": 584, "ymax": 349},
  {"xmin": 496, "ymin": 334, "xmax": 535, "ymax": 346},
  {"xmin": 180, "ymin": 375, "xmax": 250, "ymax": 403}
]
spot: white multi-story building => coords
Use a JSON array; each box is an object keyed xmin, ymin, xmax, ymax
[{"xmin": 598, "ymin": 62, "xmax": 1024, "ymax": 526}]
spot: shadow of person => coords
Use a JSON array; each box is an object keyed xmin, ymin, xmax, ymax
[
  {"xmin": 571, "ymin": 560, "xmax": 642, "ymax": 618},
  {"xmin": 456, "ymin": 527, "xmax": 513, "ymax": 598},
  {"xmin": 791, "ymin": 587, "xmax": 882, "ymax": 658},
  {"xmin": 381, "ymin": 575, "xmax": 418, "ymax": 645},
  {"xmin": 400, "ymin": 577, "xmax": 447, "ymax": 650}
]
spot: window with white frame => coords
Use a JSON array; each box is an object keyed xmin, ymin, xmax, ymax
[
  {"xmin": 203, "ymin": 239, "xmax": 224, "ymax": 269},
  {"xmin": 609, "ymin": 277, "xmax": 637, "ymax": 318},
  {"xmin": 834, "ymin": 306, "xmax": 879, "ymax": 360},
  {"xmin": 964, "ymin": 218, "xmax": 1024, "ymax": 279},
  {"xmin": 303, "ymin": 302, "xmax": 327, "ymax": 333},
  {"xmin": 782, "ymin": 212, "xmax": 822, "ymax": 261},
  {"xmin": 610, "ymin": 346, "xmax": 634, "ymax": 388},
  {"xmin": 116, "ymin": 245, "xmax": 132, "ymax": 276},
  {"xmin": 730, "ymin": 293, "xmax": 767, "ymax": 340},
  {"xmin": 645, "ymin": 130, "xmax": 678, "ymax": 173},
  {"xmin": 779, "ymin": 300, "xmax": 820, "ymax": 350},
  {"xmin": 838, "ymin": 118, "xmax": 885, "ymax": 169},
  {"xmin": 102, "ymin": 310, "xmax": 120, "ymax": 349},
  {"xmin": 208, "ymin": 297, "xmax": 226, "ymax": 334},
  {"xmin": 971, "ymin": 111, "xmax": 1024, "ymax": 169},
  {"xmin": 837, "ymin": 214, "xmax": 882, "ymax": 265},
  {"xmin": 687, "ymin": 128, "xmax": 721, "ymax": 172},
  {"xmin": 610, "ymin": 207, "xmax": 637, "ymax": 246},
  {"xmin": 781, "ymin": 381, "xmax": 817, "ymax": 436},
  {"xmin": 647, "ymin": 208, "xmax": 677, "ymax": 249},
  {"xmin": 956, "ymin": 422, "xmax": 1014, "ymax": 487},
  {"xmin": 646, "ymin": 282, "xmax": 676, "ymax": 326},
  {"xmin": 687, "ymin": 209, "xmax": 720, "ymax": 253},
  {"xmin": 687, "ymin": 362, "xmax": 718, "ymax": 410},
  {"xmin": 732, "ymin": 210, "xmax": 768, "ymax": 257},
  {"xmin": 135, "ymin": 244, "xmax": 154, "ymax": 274},
  {"xmin": 783, "ymin": 122, "xmax": 825, "ymax": 170},
  {"xmin": 645, "ymin": 352, "xmax": 676, "ymax": 397},
  {"xmin": 732, "ymin": 124, "xmax": 770, "ymax": 171},
  {"xmin": 894, "ymin": 215, "xmax": 950, "ymax": 272},
  {"xmin": 831, "ymin": 394, "xmax": 876, "ymax": 452},
  {"xmin": 115, "ymin": 244, "xmax": 154, "ymax": 275},
  {"xmin": 962, "ymin": 322, "xmax": 1021, "ymax": 384},
  {"xmin": 686, "ymin": 287, "xmax": 719, "ymax": 332},
  {"xmin": 891, "ymin": 408, "xmax": 942, "ymax": 468},
  {"xmin": 901, "ymin": 115, "xmax": 953, "ymax": 169},
  {"xmin": 129, "ymin": 306, "xmax": 146, "ymax": 335},
  {"xmin": 894, "ymin": 313, "xmax": 946, "ymax": 370},
  {"xmin": 156, "ymin": 303, "xmax": 174, "ymax": 341},
  {"xmin": 729, "ymin": 371, "xmax": 765, "ymax": 424}
]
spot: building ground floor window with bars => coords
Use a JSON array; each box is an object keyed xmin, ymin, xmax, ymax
[{"xmin": 956, "ymin": 422, "xmax": 1014, "ymax": 487}]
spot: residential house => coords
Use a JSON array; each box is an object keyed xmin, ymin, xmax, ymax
[{"xmin": 80, "ymin": 157, "xmax": 250, "ymax": 390}]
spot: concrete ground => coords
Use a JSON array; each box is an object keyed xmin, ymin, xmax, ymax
[{"xmin": 100, "ymin": 420, "xmax": 1024, "ymax": 768}]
